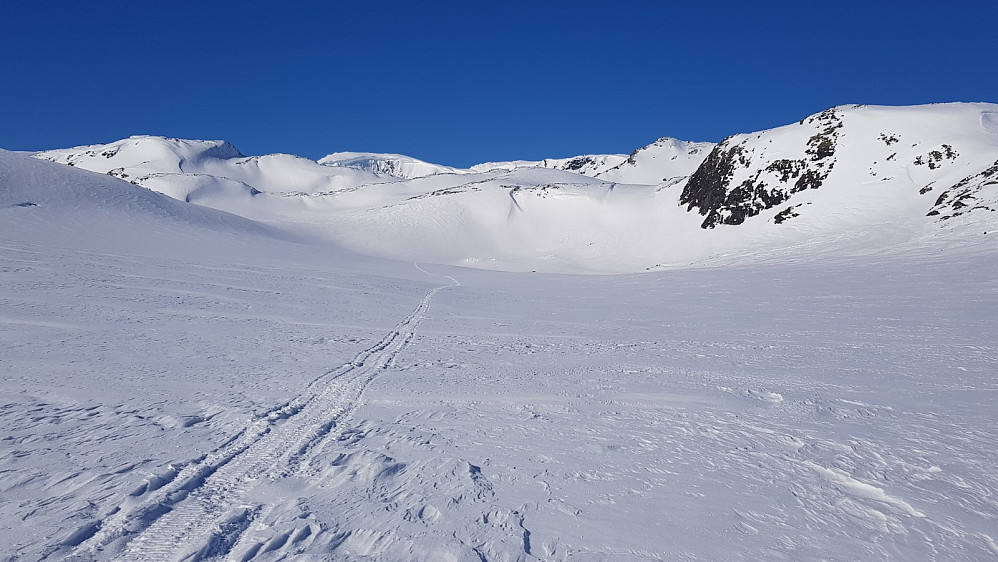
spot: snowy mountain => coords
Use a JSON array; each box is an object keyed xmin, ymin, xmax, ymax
[
  {"xmin": 680, "ymin": 103, "xmax": 998, "ymax": 230},
  {"xmin": 34, "ymin": 135, "xmax": 392, "ymax": 202},
  {"xmin": 27, "ymin": 103, "xmax": 998, "ymax": 272},
  {"xmin": 317, "ymin": 151, "xmax": 629, "ymax": 179}
]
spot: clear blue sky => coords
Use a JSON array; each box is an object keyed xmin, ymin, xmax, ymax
[{"xmin": 2, "ymin": 1, "xmax": 996, "ymax": 167}]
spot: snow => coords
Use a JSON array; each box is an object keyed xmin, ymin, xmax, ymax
[
  {"xmin": 596, "ymin": 137, "xmax": 714, "ymax": 185},
  {"xmin": 470, "ymin": 154, "xmax": 628, "ymax": 177},
  {"xmin": 3, "ymin": 103, "xmax": 998, "ymax": 560},
  {"xmin": 318, "ymin": 152, "xmax": 463, "ymax": 179}
]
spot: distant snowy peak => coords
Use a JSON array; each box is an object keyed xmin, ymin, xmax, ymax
[
  {"xmin": 319, "ymin": 151, "xmax": 630, "ymax": 179},
  {"xmin": 36, "ymin": 135, "xmax": 244, "ymax": 174},
  {"xmin": 596, "ymin": 137, "xmax": 715, "ymax": 185},
  {"xmin": 32, "ymin": 135, "xmax": 388, "ymax": 201},
  {"xmin": 318, "ymin": 152, "xmax": 460, "ymax": 179},
  {"xmin": 679, "ymin": 103, "xmax": 998, "ymax": 228},
  {"xmin": 470, "ymin": 154, "xmax": 628, "ymax": 177}
]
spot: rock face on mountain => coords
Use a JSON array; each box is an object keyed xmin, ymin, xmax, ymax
[
  {"xmin": 679, "ymin": 103, "xmax": 998, "ymax": 229},
  {"xmin": 681, "ymin": 109, "xmax": 843, "ymax": 228},
  {"xmin": 927, "ymin": 157, "xmax": 998, "ymax": 221}
]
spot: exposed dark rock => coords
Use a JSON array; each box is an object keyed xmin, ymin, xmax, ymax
[
  {"xmin": 926, "ymin": 157, "xmax": 998, "ymax": 219},
  {"xmin": 680, "ymin": 108, "xmax": 841, "ymax": 229},
  {"xmin": 773, "ymin": 205, "xmax": 801, "ymax": 224}
]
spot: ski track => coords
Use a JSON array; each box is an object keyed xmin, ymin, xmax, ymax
[{"xmin": 63, "ymin": 269, "xmax": 458, "ymax": 562}]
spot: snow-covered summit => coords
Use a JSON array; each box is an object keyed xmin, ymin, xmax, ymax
[
  {"xmin": 596, "ymin": 137, "xmax": 715, "ymax": 185},
  {"xmin": 35, "ymin": 135, "xmax": 391, "ymax": 202},
  {"xmin": 36, "ymin": 135, "xmax": 244, "ymax": 172}
]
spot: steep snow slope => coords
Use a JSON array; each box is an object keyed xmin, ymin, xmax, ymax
[
  {"xmin": 597, "ymin": 137, "xmax": 714, "ymax": 185},
  {"xmin": 681, "ymin": 103, "xmax": 998, "ymax": 231}
]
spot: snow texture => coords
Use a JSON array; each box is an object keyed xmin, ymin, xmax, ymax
[{"xmin": 3, "ymin": 103, "xmax": 998, "ymax": 561}]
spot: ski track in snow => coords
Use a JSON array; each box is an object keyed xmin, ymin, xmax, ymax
[{"xmin": 63, "ymin": 267, "xmax": 458, "ymax": 562}]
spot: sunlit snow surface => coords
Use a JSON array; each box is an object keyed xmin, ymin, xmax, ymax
[{"xmin": 3, "ymin": 111, "xmax": 998, "ymax": 561}]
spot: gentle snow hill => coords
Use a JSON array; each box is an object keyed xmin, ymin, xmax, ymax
[
  {"xmin": 596, "ymin": 137, "xmax": 715, "ymax": 185},
  {"xmin": 0, "ymin": 147, "xmax": 446, "ymax": 284},
  {"xmin": 0, "ymin": 148, "xmax": 300, "ymax": 255}
]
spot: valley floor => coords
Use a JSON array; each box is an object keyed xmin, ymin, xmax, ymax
[{"xmin": 2, "ymin": 240, "xmax": 997, "ymax": 561}]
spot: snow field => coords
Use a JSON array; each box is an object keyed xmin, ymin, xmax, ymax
[{"xmin": 2, "ymin": 103, "xmax": 998, "ymax": 560}]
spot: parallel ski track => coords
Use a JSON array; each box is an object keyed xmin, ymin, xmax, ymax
[{"xmin": 66, "ymin": 274, "xmax": 456, "ymax": 561}]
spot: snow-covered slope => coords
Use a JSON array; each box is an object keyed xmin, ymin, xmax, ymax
[
  {"xmin": 597, "ymin": 137, "xmax": 714, "ymax": 185},
  {"xmin": 27, "ymin": 103, "xmax": 998, "ymax": 273},
  {"xmin": 4, "ymin": 109, "xmax": 998, "ymax": 561},
  {"xmin": 470, "ymin": 153, "xmax": 627, "ymax": 176}
]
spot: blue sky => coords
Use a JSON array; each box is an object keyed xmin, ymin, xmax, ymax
[{"xmin": 2, "ymin": 1, "xmax": 996, "ymax": 167}]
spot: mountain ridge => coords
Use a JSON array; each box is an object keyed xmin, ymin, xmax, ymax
[{"xmin": 23, "ymin": 102, "xmax": 998, "ymax": 273}]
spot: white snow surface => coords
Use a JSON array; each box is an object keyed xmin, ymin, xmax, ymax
[
  {"xmin": 3, "ymin": 103, "xmax": 998, "ymax": 560},
  {"xmin": 318, "ymin": 152, "xmax": 463, "ymax": 180},
  {"xmin": 596, "ymin": 137, "xmax": 714, "ymax": 185}
]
